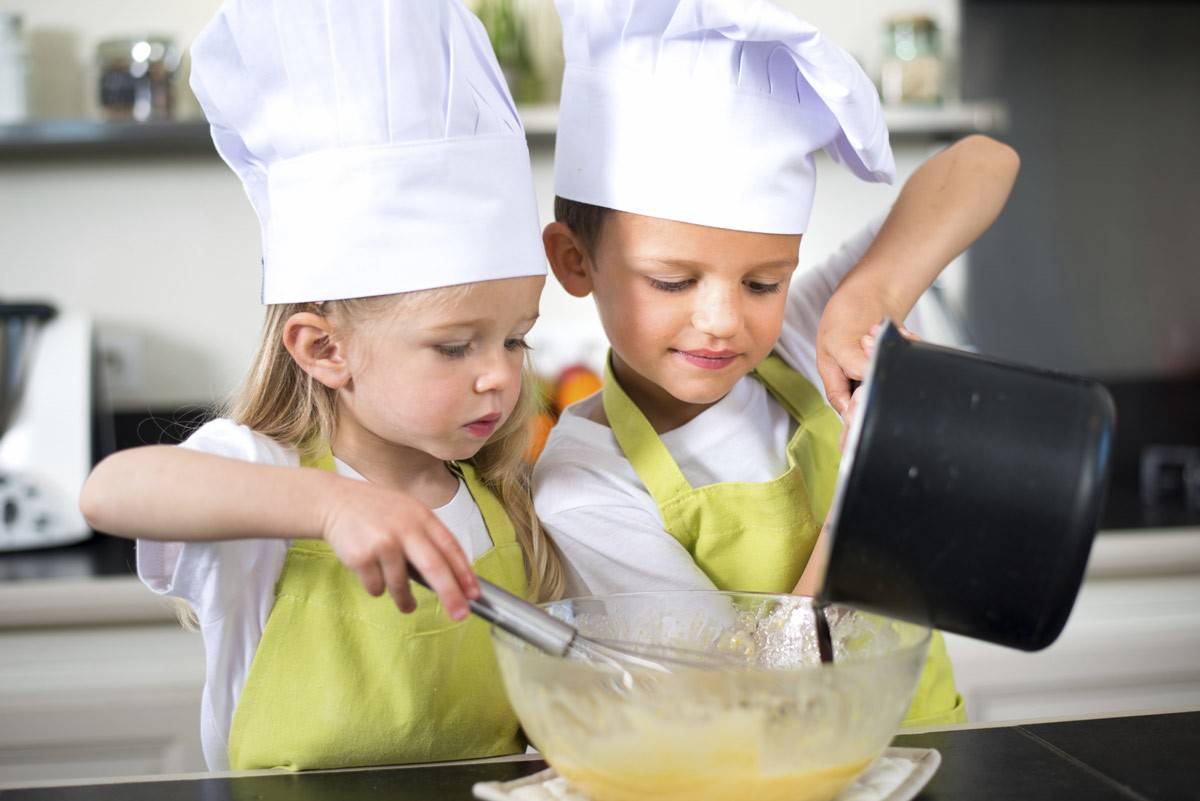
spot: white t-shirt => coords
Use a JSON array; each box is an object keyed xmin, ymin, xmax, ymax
[
  {"xmin": 534, "ymin": 219, "xmax": 942, "ymax": 598},
  {"xmin": 135, "ymin": 419, "xmax": 492, "ymax": 770}
]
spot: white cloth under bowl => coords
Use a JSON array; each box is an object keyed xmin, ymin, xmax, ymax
[{"xmin": 473, "ymin": 747, "xmax": 941, "ymax": 801}]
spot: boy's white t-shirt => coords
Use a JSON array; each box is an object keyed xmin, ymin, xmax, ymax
[
  {"xmin": 135, "ymin": 419, "xmax": 493, "ymax": 771},
  {"xmin": 533, "ymin": 218, "xmax": 938, "ymax": 598}
]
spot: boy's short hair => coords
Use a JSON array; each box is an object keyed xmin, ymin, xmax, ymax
[{"xmin": 554, "ymin": 196, "xmax": 611, "ymax": 256}]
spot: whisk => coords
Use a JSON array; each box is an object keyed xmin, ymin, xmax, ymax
[{"xmin": 410, "ymin": 572, "xmax": 741, "ymax": 675}]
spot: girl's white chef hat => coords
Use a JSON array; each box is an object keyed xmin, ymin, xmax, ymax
[
  {"xmin": 190, "ymin": 0, "xmax": 544, "ymax": 304},
  {"xmin": 554, "ymin": 0, "xmax": 895, "ymax": 235}
]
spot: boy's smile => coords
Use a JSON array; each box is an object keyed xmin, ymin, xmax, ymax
[{"xmin": 547, "ymin": 210, "xmax": 801, "ymax": 432}]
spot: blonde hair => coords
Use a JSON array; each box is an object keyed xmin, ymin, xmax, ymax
[{"xmin": 234, "ymin": 290, "xmax": 564, "ymax": 602}]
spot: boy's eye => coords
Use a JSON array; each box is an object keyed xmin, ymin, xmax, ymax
[
  {"xmin": 648, "ymin": 278, "xmax": 693, "ymax": 293},
  {"xmin": 746, "ymin": 281, "xmax": 782, "ymax": 295},
  {"xmin": 437, "ymin": 343, "xmax": 471, "ymax": 358},
  {"xmin": 505, "ymin": 337, "xmax": 532, "ymax": 352}
]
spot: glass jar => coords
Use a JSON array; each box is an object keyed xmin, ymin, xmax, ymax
[
  {"xmin": 96, "ymin": 36, "xmax": 180, "ymax": 122},
  {"xmin": 0, "ymin": 12, "xmax": 29, "ymax": 124},
  {"xmin": 881, "ymin": 15, "xmax": 943, "ymax": 105}
]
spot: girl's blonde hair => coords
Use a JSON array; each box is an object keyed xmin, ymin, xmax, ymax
[{"xmin": 230, "ymin": 291, "xmax": 565, "ymax": 603}]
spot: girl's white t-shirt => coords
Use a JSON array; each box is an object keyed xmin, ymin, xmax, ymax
[
  {"xmin": 533, "ymin": 219, "xmax": 948, "ymax": 598},
  {"xmin": 135, "ymin": 419, "xmax": 492, "ymax": 770}
]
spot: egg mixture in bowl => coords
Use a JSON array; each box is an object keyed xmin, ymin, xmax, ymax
[{"xmin": 492, "ymin": 591, "xmax": 930, "ymax": 801}]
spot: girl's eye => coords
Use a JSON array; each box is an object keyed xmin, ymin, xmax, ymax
[
  {"xmin": 746, "ymin": 281, "xmax": 782, "ymax": 295},
  {"xmin": 505, "ymin": 337, "xmax": 532, "ymax": 352},
  {"xmin": 648, "ymin": 278, "xmax": 693, "ymax": 293},
  {"xmin": 437, "ymin": 343, "xmax": 471, "ymax": 358}
]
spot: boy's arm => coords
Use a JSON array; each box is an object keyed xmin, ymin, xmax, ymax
[{"xmin": 816, "ymin": 134, "xmax": 1020, "ymax": 415}]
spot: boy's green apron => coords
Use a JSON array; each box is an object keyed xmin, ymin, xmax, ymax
[
  {"xmin": 227, "ymin": 452, "xmax": 527, "ymax": 771},
  {"xmin": 602, "ymin": 353, "xmax": 965, "ymax": 727}
]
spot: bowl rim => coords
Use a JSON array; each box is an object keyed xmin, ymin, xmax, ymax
[{"xmin": 490, "ymin": 589, "xmax": 933, "ymax": 672}]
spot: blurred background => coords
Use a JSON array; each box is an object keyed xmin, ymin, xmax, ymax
[{"xmin": 0, "ymin": 0, "xmax": 1197, "ymax": 786}]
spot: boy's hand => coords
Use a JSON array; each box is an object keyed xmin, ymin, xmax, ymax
[
  {"xmin": 816, "ymin": 280, "xmax": 909, "ymax": 417},
  {"xmin": 319, "ymin": 478, "xmax": 480, "ymax": 620},
  {"xmin": 833, "ymin": 322, "xmax": 920, "ymax": 451}
]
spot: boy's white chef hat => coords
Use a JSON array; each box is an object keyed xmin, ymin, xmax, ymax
[
  {"xmin": 554, "ymin": 0, "xmax": 895, "ymax": 235},
  {"xmin": 190, "ymin": 0, "xmax": 544, "ymax": 304}
]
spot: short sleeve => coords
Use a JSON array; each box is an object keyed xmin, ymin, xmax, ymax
[
  {"xmin": 533, "ymin": 423, "xmax": 716, "ymax": 597},
  {"xmin": 134, "ymin": 419, "xmax": 296, "ymax": 624}
]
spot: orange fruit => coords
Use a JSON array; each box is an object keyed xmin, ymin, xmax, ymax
[
  {"xmin": 554, "ymin": 365, "xmax": 603, "ymax": 412},
  {"xmin": 526, "ymin": 411, "xmax": 556, "ymax": 463}
]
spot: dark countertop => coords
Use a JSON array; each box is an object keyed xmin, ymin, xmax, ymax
[{"xmin": 2, "ymin": 711, "xmax": 1196, "ymax": 801}]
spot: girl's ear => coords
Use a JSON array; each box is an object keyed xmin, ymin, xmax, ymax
[
  {"xmin": 543, "ymin": 221, "xmax": 595, "ymax": 298},
  {"xmin": 283, "ymin": 312, "xmax": 350, "ymax": 390}
]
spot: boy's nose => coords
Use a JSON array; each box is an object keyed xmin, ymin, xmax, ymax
[{"xmin": 691, "ymin": 286, "xmax": 742, "ymax": 339}]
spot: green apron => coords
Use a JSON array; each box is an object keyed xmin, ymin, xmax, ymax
[
  {"xmin": 227, "ymin": 451, "xmax": 527, "ymax": 770},
  {"xmin": 602, "ymin": 353, "xmax": 965, "ymax": 727}
]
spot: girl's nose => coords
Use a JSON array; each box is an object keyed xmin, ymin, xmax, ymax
[
  {"xmin": 691, "ymin": 284, "xmax": 742, "ymax": 339},
  {"xmin": 474, "ymin": 349, "xmax": 519, "ymax": 394}
]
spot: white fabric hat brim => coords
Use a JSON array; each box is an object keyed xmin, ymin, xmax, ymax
[{"xmin": 264, "ymin": 135, "xmax": 543, "ymax": 304}]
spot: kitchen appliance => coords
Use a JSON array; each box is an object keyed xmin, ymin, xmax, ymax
[
  {"xmin": 822, "ymin": 320, "xmax": 1115, "ymax": 651},
  {"xmin": 493, "ymin": 592, "xmax": 929, "ymax": 801},
  {"xmin": 0, "ymin": 302, "xmax": 94, "ymax": 551},
  {"xmin": 960, "ymin": 1, "xmax": 1200, "ymax": 530}
]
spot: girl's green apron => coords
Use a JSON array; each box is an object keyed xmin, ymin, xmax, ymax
[
  {"xmin": 227, "ymin": 452, "xmax": 527, "ymax": 770},
  {"xmin": 602, "ymin": 354, "xmax": 965, "ymax": 727}
]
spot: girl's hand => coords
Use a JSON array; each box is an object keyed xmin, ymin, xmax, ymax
[{"xmin": 319, "ymin": 479, "xmax": 480, "ymax": 620}]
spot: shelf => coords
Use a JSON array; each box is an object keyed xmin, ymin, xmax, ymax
[
  {"xmin": 518, "ymin": 101, "xmax": 1008, "ymax": 139},
  {"xmin": 0, "ymin": 101, "xmax": 1006, "ymax": 159}
]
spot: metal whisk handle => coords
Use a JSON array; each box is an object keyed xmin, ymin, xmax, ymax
[{"xmin": 408, "ymin": 569, "xmax": 577, "ymax": 657}]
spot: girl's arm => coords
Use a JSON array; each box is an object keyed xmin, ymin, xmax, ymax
[
  {"xmin": 816, "ymin": 134, "xmax": 1020, "ymax": 415},
  {"xmin": 80, "ymin": 446, "xmax": 479, "ymax": 618}
]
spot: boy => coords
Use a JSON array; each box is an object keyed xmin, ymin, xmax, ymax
[{"xmin": 534, "ymin": 0, "xmax": 1019, "ymax": 726}]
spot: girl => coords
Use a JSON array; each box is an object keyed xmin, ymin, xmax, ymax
[{"xmin": 80, "ymin": 0, "xmax": 561, "ymax": 772}]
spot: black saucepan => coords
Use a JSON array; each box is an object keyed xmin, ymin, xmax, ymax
[{"xmin": 819, "ymin": 320, "xmax": 1116, "ymax": 651}]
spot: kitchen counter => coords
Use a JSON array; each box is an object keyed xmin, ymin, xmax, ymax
[{"xmin": 1, "ymin": 710, "xmax": 1196, "ymax": 800}]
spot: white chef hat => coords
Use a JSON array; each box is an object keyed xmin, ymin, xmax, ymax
[
  {"xmin": 190, "ymin": 0, "xmax": 545, "ymax": 304},
  {"xmin": 554, "ymin": 0, "xmax": 895, "ymax": 235}
]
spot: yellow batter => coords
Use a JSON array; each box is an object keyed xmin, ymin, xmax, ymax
[
  {"xmin": 526, "ymin": 698, "xmax": 877, "ymax": 801},
  {"xmin": 552, "ymin": 755, "xmax": 873, "ymax": 801}
]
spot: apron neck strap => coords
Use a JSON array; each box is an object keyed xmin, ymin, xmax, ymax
[
  {"xmin": 752, "ymin": 353, "xmax": 831, "ymax": 422},
  {"xmin": 299, "ymin": 444, "xmax": 517, "ymax": 549},
  {"xmin": 601, "ymin": 353, "xmax": 695, "ymax": 505},
  {"xmin": 450, "ymin": 460, "xmax": 517, "ymax": 549}
]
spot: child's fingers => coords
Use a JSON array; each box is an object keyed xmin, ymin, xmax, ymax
[
  {"xmin": 817, "ymin": 355, "xmax": 852, "ymax": 417},
  {"xmin": 425, "ymin": 518, "xmax": 480, "ymax": 600},
  {"xmin": 405, "ymin": 537, "xmax": 470, "ymax": 621},
  {"xmin": 379, "ymin": 549, "xmax": 417, "ymax": 613},
  {"xmin": 357, "ymin": 561, "xmax": 386, "ymax": 598}
]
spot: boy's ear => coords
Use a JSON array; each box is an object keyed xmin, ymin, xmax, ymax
[
  {"xmin": 283, "ymin": 312, "xmax": 350, "ymax": 390},
  {"xmin": 543, "ymin": 221, "xmax": 594, "ymax": 298}
]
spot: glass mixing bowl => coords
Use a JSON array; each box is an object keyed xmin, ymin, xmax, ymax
[{"xmin": 492, "ymin": 591, "xmax": 930, "ymax": 801}]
